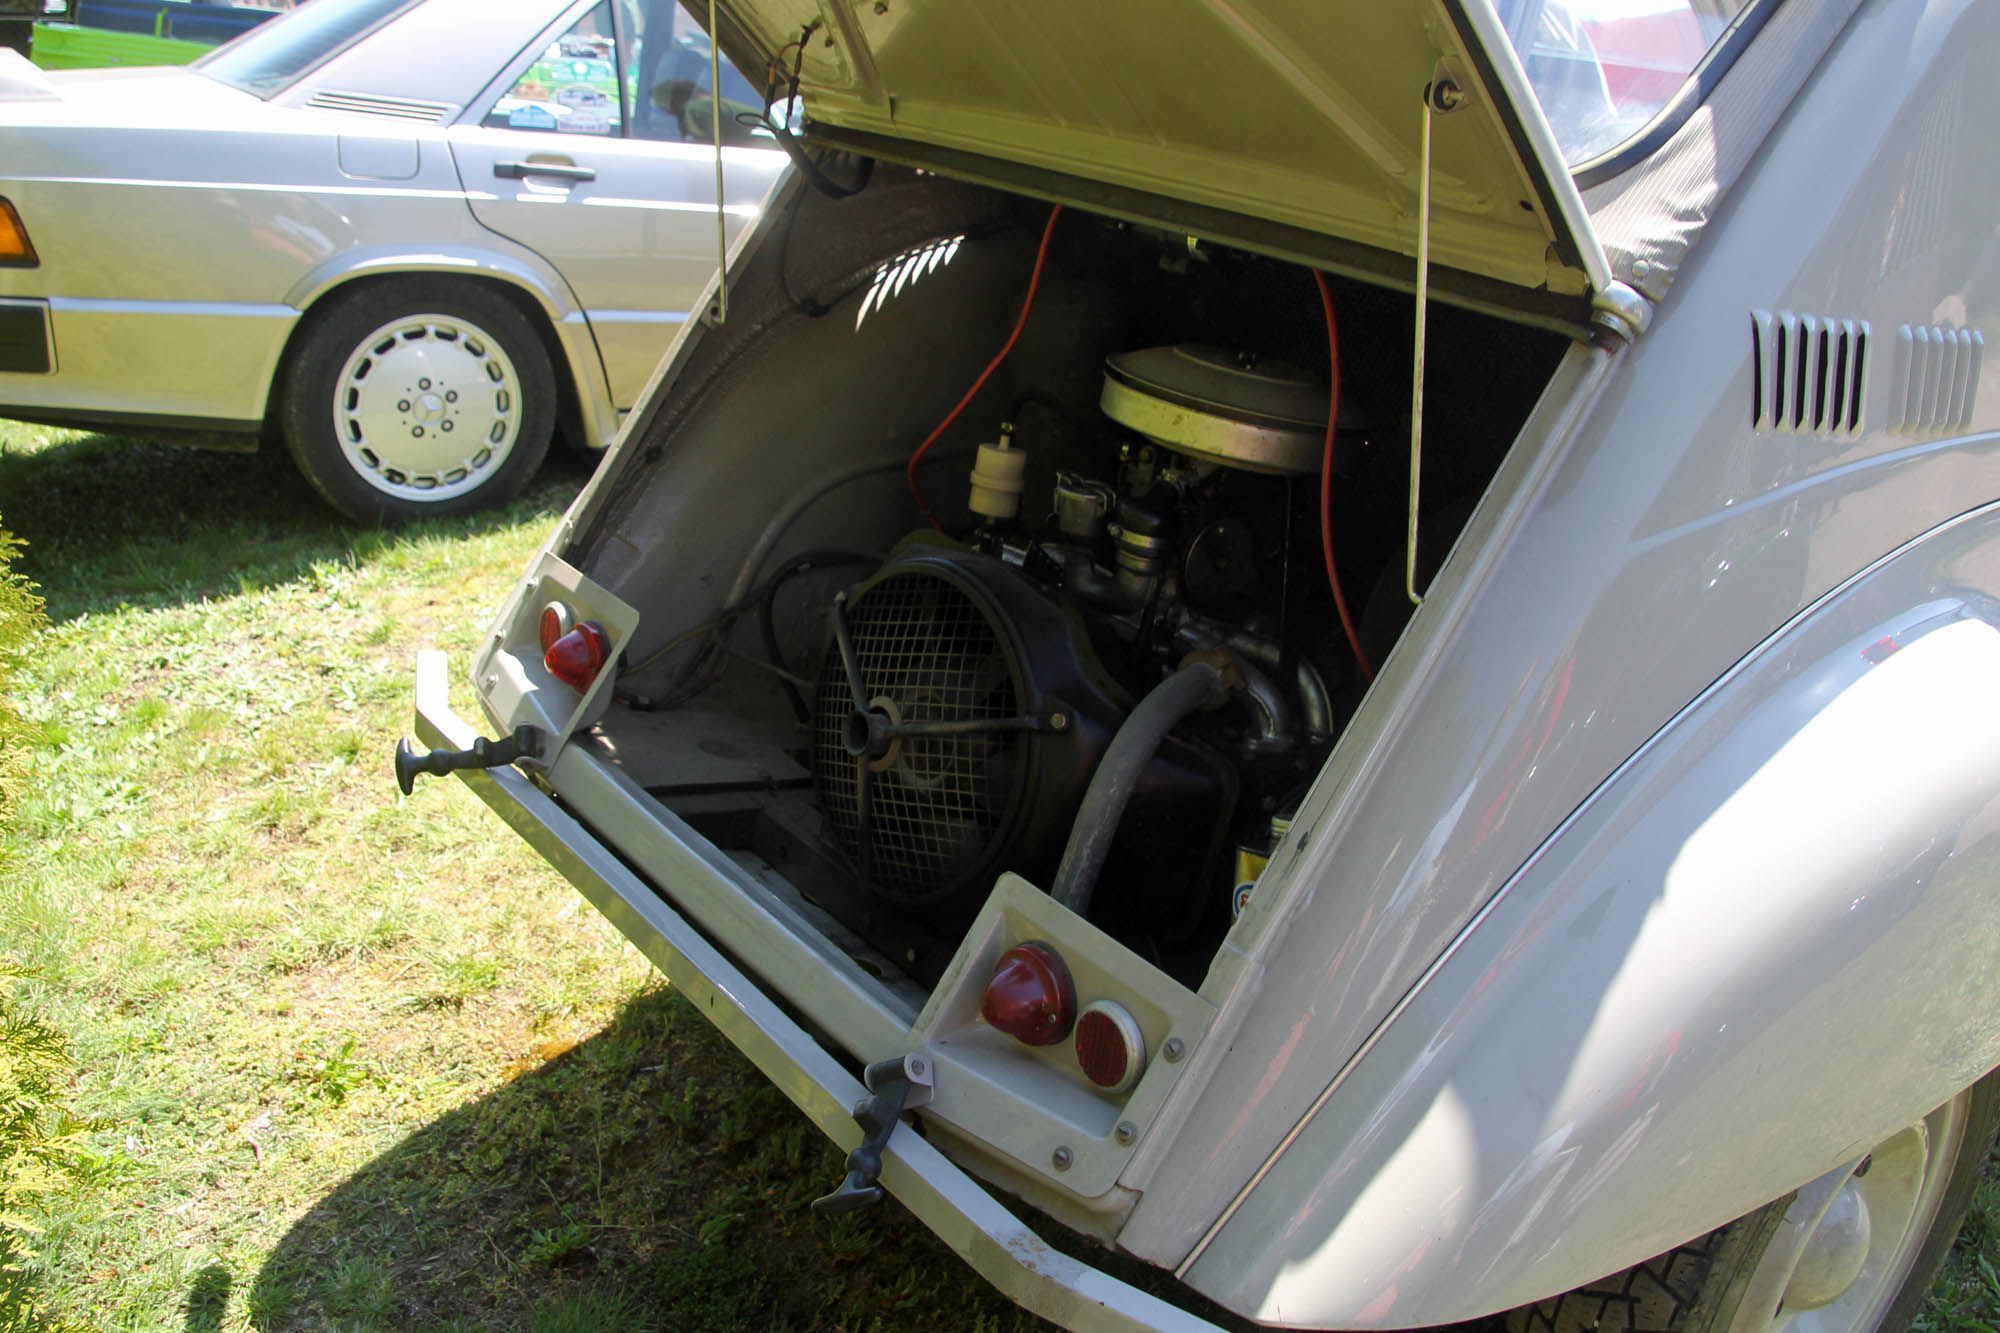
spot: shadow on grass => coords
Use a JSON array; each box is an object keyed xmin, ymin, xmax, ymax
[
  {"xmin": 245, "ymin": 986, "xmax": 1048, "ymax": 1333},
  {"xmin": 238, "ymin": 962, "xmax": 2000, "ymax": 1333},
  {"xmin": 0, "ymin": 431, "xmax": 594, "ymax": 621}
]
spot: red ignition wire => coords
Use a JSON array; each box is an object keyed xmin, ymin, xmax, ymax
[
  {"xmin": 907, "ymin": 203, "xmax": 1065, "ymax": 528},
  {"xmin": 1312, "ymin": 270, "xmax": 1374, "ymax": 682}
]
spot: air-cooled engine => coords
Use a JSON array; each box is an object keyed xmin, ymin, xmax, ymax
[{"xmin": 808, "ymin": 343, "xmax": 1347, "ymax": 943}]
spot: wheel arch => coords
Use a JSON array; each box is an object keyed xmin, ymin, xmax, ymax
[
  {"xmin": 1181, "ymin": 501, "xmax": 2000, "ymax": 1329},
  {"xmin": 269, "ymin": 256, "xmax": 616, "ymax": 452}
]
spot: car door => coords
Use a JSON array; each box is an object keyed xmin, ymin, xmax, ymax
[{"xmin": 446, "ymin": 0, "xmax": 785, "ymax": 413}]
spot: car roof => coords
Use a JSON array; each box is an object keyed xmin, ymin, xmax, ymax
[{"xmin": 260, "ymin": 0, "xmax": 578, "ymax": 118}]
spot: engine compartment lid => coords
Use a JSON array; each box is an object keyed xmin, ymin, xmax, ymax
[{"xmin": 710, "ymin": 0, "xmax": 1606, "ymax": 321}]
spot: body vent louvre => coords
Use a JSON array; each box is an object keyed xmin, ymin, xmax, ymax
[
  {"xmin": 1751, "ymin": 310, "xmax": 1867, "ymax": 435},
  {"xmin": 1887, "ymin": 324, "xmax": 1984, "ymax": 436},
  {"xmin": 304, "ymin": 90, "xmax": 455, "ymax": 123}
]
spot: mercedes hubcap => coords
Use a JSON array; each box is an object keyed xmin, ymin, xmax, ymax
[{"xmin": 333, "ymin": 312, "xmax": 522, "ymax": 503}]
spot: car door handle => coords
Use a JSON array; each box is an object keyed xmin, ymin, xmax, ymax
[{"xmin": 494, "ymin": 160, "xmax": 596, "ymax": 182}]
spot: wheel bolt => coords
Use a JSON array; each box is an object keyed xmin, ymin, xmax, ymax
[
  {"xmin": 397, "ymin": 399, "xmax": 410, "ymax": 412},
  {"xmin": 441, "ymin": 420, "xmax": 453, "ymax": 432},
  {"xmin": 412, "ymin": 426, "xmax": 424, "ymax": 437},
  {"xmin": 419, "ymin": 378, "xmax": 431, "ymax": 390},
  {"xmin": 445, "ymin": 391, "xmax": 458, "ymax": 403}
]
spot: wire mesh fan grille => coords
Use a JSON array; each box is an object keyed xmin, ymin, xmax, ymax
[{"xmin": 813, "ymin": 572, "xmax": 1024, "ymax": 901}]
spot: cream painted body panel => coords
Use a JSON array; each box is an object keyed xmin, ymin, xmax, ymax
[
  {"xmin": 1119, "ymin": 0, "xmax": 2000, "ymax": 1314},
  {"xmin": 714, "ymin": 0, "xmax": 1605, "ymax": 300},
  {"xmin": 1186, "ymin": 508, "xmax": 2000, "ymax": 1326}
]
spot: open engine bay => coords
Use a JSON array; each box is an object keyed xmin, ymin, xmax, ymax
[{"xmin": 546, "ymin": 168, "xmax": 1569, "ymax": 1002}]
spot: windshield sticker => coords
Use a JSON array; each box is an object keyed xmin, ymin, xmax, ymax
[{"xmin": 506, "ymin": 103, "xmax": 559, "ymax": 131}]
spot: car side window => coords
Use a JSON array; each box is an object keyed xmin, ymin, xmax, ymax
[
  {"xmin": 485, "ymin": 2, "xmax": 623, "ymax": 138},
  {"xmin": 623, "ymin": 0, "xmax": 770, "ymax": 147}
]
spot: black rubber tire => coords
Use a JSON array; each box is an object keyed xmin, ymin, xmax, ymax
[
  {"xmin": 1505, "ymin": 1073, "xmax": 2000, "ymax": 1333},
  {"xmin": 278, "ymin": 279, "xmax": 556, "ymax": 523}
]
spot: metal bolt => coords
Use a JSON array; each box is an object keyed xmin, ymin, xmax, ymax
[
  {"xmin": 419, "ymin": 377, "xmax": 432, "ymax": 390},
  {"xmin": 398, "ymin": 399, "xmax": 411, "ymax": 412},
  {"xmin": 1052, "ymin": 1146, "xmax": 1073, "ymax": 1171},
  {"xmin": 1163, "ymin": 1037, "xmax": 1186, "ymax": 1063},
  {"xmin": 412, "ymin": 426, "xmax": 425, "ymax": 438},
  {"xmin": 1429, "ymin": 79, "xmax": 1465, "ymax": 112},
  {"xmin": 441, "ymin": 420, "xmax": 453, "ymax": 432},
  {"xmin": 483, "ymin": 674, "xmax": 497, "ymax": 690},
  {"xmin": 445, "ymin": 390, "xmax": 458, "ymax": 403},
  {"xmin": 1114, "ymin": 1121, "xmax": 1137, "ymax": 1145},
  {"xmin": 1049, "ymin": 712, "xmax": 1070, "ymax": 732},
  {"xmin": 909, "ymin": 1056, "xmax": 926, "ymax": 1077}
]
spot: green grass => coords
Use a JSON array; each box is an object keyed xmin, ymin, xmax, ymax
[
  {"xmin": 0, "ymin": 420, "xmax": 1996, "ymax": 1333},
  {"xmin": 0, "ymin": 425, "xmax": 1047, "ymax": 1331}
]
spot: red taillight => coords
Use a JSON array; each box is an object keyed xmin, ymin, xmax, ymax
[
  {"xmin": 1074, "ymin": 1000, "xmax": 1144, "ymax": 1093},
  {"xmin": 539, "ymin": 601, "xmax": 575, "ymax": 653},
  {"xmin": 543, "ymin": 620, "xmax": 608, "ymax": 690},
  {"xmin": 980, "ymin": 941, "xmax": 1075, "ymax": 1046}
]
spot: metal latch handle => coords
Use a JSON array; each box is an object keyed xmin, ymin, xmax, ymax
[
  {"xmin": 810, "ymin": 1055, "xmax": 934, "ymax": 1215},
  {"xmin": 394, "ymin": 725, "xmax": 541, "ymax": 795}
]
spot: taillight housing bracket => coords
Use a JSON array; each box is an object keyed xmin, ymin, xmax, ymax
[
  {"xmin": 906, "ymin": 872, "xmax": 1215, "ymax": 1197},
  {"xmin": 471, "ymin": 551, "xmax": 639, "ymax": 772}
]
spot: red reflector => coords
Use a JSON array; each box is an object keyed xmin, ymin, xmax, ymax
[
  {"xmin": 980, "ymin": 941, "xmax": 1075, "ymax": 1046},
  {"xmin": 543, "ymin": 620, "xmax": 608, "ymax": 690},
  {"xmin": 539, "ymin": 601, "xmax": 575, "ymax": 654},
  {"xmin": 1075, "ymin": 1001, "xmax": 1144, "ymax": 1093}
]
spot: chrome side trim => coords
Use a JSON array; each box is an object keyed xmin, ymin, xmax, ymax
[{"xmin": 410, "ymin": 650, "xmax": 1222, "ymax": 1333}]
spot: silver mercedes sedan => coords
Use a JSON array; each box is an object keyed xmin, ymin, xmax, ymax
[{"xmin": 0, "ymin": 0, "xmax": 788, "ymax": 521}]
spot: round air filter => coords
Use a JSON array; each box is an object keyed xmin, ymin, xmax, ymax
[
  {"xmin": 1099, "ymin": 344, "xmax": 1330, "ymax": 476},
  {"xmin": 812, "ymin": 567, "xmax": 1030, "ymax": 905}
]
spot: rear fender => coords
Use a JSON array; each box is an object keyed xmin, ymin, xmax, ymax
[
  {"xmin": 281, "ymin": 246, "xmax": 618, "ymax": 447},
  {"xmin": 1184, "ymin": 501, "xmax": 2000, "ymax": 1328}
]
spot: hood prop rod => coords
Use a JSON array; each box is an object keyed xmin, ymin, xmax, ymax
[
  {"xmin": 1406, "ymin": 72, "xmax": 1466, "ymax": 608},
  {"xmin": 707, "ymin": 0, "xmax": 728, "ymax": 324}
]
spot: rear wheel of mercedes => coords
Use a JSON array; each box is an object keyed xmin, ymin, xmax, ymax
[
  {"xmin": 280, "ymin": 280, "xmax": 556, "ymax": 523},
  {"xmin": 1507, "ymin": 1073, "xmax": 1999, "ymax": 1333}
]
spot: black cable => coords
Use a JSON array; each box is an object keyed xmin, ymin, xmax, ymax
[
  {"xmin": 741, "ymin": 113, "xmax": 875, "ymax": 199},
  {"xmin": 621, "ymin": 547, "xmax": 883, "ymax": 713},
  {"xmin": 758, "ymin": 547, "xmax": 880, "ymax": 720},
  {"xmin": 776, "ymin": 186, "xmax": 830, "ymax": 318}
]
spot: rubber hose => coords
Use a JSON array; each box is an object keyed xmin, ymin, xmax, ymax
[{"xmin": 1050, "ymin": 662, "xmax": 1222, "ymax": 917}]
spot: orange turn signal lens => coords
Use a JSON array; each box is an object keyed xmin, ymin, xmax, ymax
[{"xmin": 0, "ymin": 198, "xmax": 37, "ymax": 268}]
